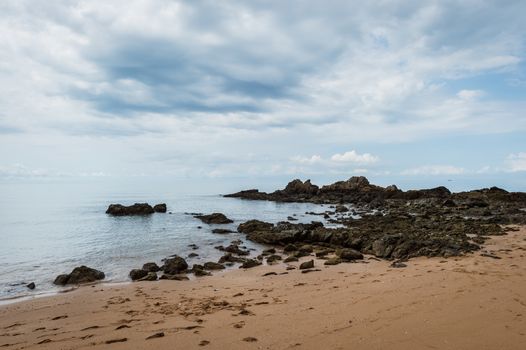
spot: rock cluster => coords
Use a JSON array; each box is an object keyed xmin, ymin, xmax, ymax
[{"xmin": 106, "ymin": 203, "xmax": 167, "ymax": 216}]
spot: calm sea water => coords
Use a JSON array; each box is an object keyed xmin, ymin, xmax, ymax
[{"xmin": 0, "ymin": 179, "xmax": 332, "ymax": 302}]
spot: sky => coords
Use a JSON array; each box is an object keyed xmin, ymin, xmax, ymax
[{"xmin": 0, "ymin": 0, "xmax": 525, "ymax": 191}]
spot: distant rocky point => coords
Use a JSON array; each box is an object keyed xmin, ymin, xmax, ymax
[{"xmin": 106, "ymin": 203, "xmax": 167, "ymax": 216}]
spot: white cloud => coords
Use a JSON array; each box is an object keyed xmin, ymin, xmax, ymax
[
  {"xmin": 331, "ymin": 150, "xmax": 379, "ymax": 164},
  {"xmin": 290, "ymin": 155, "xmax": 322, "ymax": 164},
  {"xmin": 457, "ymin": 89, "xmax": 485, "ymax": 100},
  {"xmin": 401, "ymin": 165, "xmax": 465, "ymax": 176},
  {"xmin": 506, "ymin": 153, "xmax": 526, "ymax": 172}
]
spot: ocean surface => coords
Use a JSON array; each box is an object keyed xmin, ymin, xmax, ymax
[{"xmin": 0, "ymin": 179, "xmax": 334, "ymax": 302}]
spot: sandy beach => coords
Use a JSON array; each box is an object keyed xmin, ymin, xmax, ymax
[{"xmin": 1, "ymin": 226, "xmax": 525, "ymax": 350}]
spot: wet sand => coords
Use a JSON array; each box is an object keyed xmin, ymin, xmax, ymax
[{"xmin": 1, "ymin": 227, "xmax": 525, "ymax": 350}]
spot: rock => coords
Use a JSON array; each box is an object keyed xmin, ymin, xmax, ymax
[
  {"xmin": 262, "ymin": 248, "xmax": 276, "ymax": 255},
  {"xmin": 27, "ymin": 282, "xmax": 36, "ymax": 290},
  {"xmin": 390, "ymin": 261, "xmax": 407, "ymax": 268},
  {"xmin": 287, "ymin": 216, "xmax": 298, "ymax": 221},
  {"xmin": 212, "ymin": 229, "xmax": 233, "ymax": 234},
  {"xmin": 193, "ymin": 265, "xmax": 211, "ymax": 276},
  {"xmin": 282, "ymin": 179, "xmax": 319, "ymax": 195},
  {"xmin": 129, "ymin": 269, "xmax": 148, "ymax": 281},
  {"xmin": 53, "ymin": 274, "xmax": 69, "ymax": 286},
  {"xmin": 335, "ymin": 205, "xmax": 348, "ymax": 213},
  {"xmin": 283, "ymin": 244, "xmax": 297, "ymax": 252},
  {"xmin": 237, "ymin": 220, "xmax": 274, "ymax": 233},
  {"xmin": 106, "ymin": 203, "xmax": 154, "ymax": 216},
  {"xmin": 216, "ymin": 244, "xmax": 250, "ymax": 256},
  {"xmin": 142, "ymin": 262, "xmax": 160, "ymax": 272},
  {"xmin": 188, "ymin": 252, "xmax": 199, "ymax": 258},
  {"xmin": 153, "ymin": 203, "xmax": 167, "ymax": 213},
  {"xmin": 338, "ymin": 248, "xmax": 364, "ymax": 261},
  {"xmin": 203, "ymin": 262, "xmax": 225, "ymax": 270},
  {"xmin": 266, "ymin": 255, "xmax": 282, "ymax": 264},
  {"xmin": 299, "ymin": 260, "xmax": 314, "ymax": 270},
  {"xmin": 138, "ymin": 272, "xmax": 158, "ymax": 281},
  {"xmin": 324, "ymin": 257, "xmax": 341, "ymax": 265},
  {"xmin": 53, "ymin": 266, "xmax": 105, "ymax": 285},
  {"xmin": 159, "ymin": 274, "xmax": 189, "ymax": 281},
  {"xmin": 194, "ymin": 213, "xmax": 233, "ymax": 224},
  {"xmin": 442, "ymin": 199, "xmax": 457, "ymax": 207},
  {"xmin": 284, "ymin": 256, "xmax": 299, "ymax": 263},
  {"xmin": 218, "ymin": 253, "xmax": 246, "ymax": 264},
  {"xmin": 162, "ymin": 256, "xmax": 189, "ymax": 275},
  {"xmin": 240, "ymin": 259, "xmax": 262, "ymax": 269}
]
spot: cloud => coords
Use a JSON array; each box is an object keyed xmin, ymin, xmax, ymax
[
  {"xmin": 457, "ymin": 89, "xmax": 485, "ymax": 100},
  {"xmin": 1, "ymin": 1, "xmax": 526, "ymax": 180},
  {"xmin": 506, "ymin": 153, "xmax": 526, "ymax": 172},
  {"xmin": 330, "ymin": 150, "xmax": 379, "ymax": 164},
  {"xmin": 401, "ymin": 165, "xmax": 465, "ymax": 176}
]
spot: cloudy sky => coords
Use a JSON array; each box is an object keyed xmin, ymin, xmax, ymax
[{"xmin": 1, "ymin": 0, "xmax": 525, "ymax": 190}]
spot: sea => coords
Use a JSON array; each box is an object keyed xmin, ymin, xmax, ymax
[
  {"xmin": 0, "ymin": 177, "xmax": 335, "ymax": 303},
  {"xmin": 2, "ymin": 174, "xmax": 524, "ymax": 303}
]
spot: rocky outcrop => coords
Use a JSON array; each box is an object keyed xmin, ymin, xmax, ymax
[
  {"xmin": 194, "ymin": 213, "xmax": 234, "ymax": 224},
  {"xmin": 237, "ymin": 220, "xmax": 274, "ymax": 233},
  {"xmin": 142, "ymin": 262, "xmax": 160, "ymax": 272},
  {"xmin": 106, "ymin": 203, "xmax": 154, "ymax": 216},
  {"xmin": 54, "ymin": 266, "xmax": 105, "ymax": 285},
  {"xmin": 129, "ymin": 269, "xmax": 148, "ymax": 281}
]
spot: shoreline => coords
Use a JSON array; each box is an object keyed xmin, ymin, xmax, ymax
[{"xmin": 1, "ymin": 226, "xmax": 525, "ymax": 349}]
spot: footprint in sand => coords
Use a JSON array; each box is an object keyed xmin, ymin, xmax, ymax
[
  {"xmin": 243, "ymin": 337, "xmax": 258, "ymax": 342},
  {"xmin": 199, "ymin": 340, "xmax": 210, "ymax": 346}
]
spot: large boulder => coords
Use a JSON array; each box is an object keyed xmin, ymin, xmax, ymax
[
  {"xmin": 106, "ymin": 203, "xmax": 154, "ymax": 216},
  {"xmin": 53, "ymin": 266, "xmax": 105, "ymax": 285},
  {"xmin": 129, "ymin": 269, "xmax": 148, "ymax": 281},
  {"xmin": 162, "ymin": 256, "xmax": 189, "ymax": 275},
  {"xmin": 142, "ymin": 262, "xmax": 160, "ymax": 272},
  {"xmin": 194, "ymin": 213, "xmax": 234, "ymax": 224},
  {"xmin": 153, "ymin": 203, "xmax": 167, "ymax": 213}
]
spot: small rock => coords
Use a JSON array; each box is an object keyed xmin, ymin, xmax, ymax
[
  {"xmin": 153, "ymin": 203, "xmax": 167, "ymax": 213},
  {"xmin": 27, "ymin": 282, "xmax": 36, "ymax": 290},
  {"xmin": 129, "ymin": 269, "xmax": 148, "ymax": 281},
  {"xmin": 240, "ymin": 259, "xmax": 262, "ymax": 269},
  {"xmin": 299, "ymin": 260, "xmax": 314, "ymax": 270},
  {"xmin": 284, "ymin": 256, "xmax": 299, "ymax": 263},
  {"xmin": 142, "ymin": 262, "xmax": 160, "ymax": 272},
  {"xmin": 324, "ymin": 257, "xmax": 341, "ymax": 265},
  {"xmin": 146, "ymin": 332, "xmax": 165, "ymax": 340},
  {"xmin": 203, "ymin": 262, "xmax": 225, "ymax": 270}
]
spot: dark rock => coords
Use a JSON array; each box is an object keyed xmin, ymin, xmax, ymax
[
  {"xmin": 212, "ymin": 229, "xmax": 233, "ymax": 234},
  {"xmin": 335, "ymin": 205, "xmax": 348, "ymax": 213},
  {"xmin": 192, "ymin": 265, "xmax": 211, "ymax": 276},
  {"xmin": 142, "ymin": 262, "xmax": 160, "ymax": 272},
  {"xmin": 266, "ymin": 255, "xmax": 282, "ymax": 264},
  {"xmin": 53, "ymin": 266, "xmax": 105, "ymax": 285},
  {"xmin": 283, "ymin": 244, "xmax": 297, "ymax": 252},
  {"xmin": 129, "ymin": 269, "xmax": 148, "ymax": 281},
  {"xmin": 237, "ymin": 220, "xmax": 274, "ymax": 233},
  {"xmin": 299, "ymin": 260, "xmax": 314, "ymax": 270},
  {"xmin": 284, "ymin": 256, "xmax": 299, "ymax": 263},
  {"xmin": 203, "ymin": 262, "xmax": 225, "ymax": 270},
  {"xmin": 262, "ymin": 248, "xmax": 276, "ymax": 255},
  {"xmin": 159, "ymin": 274, "xmax": 189, "ymax": 281},
  {"xmin": 194, "ymin": 213, "xmax": 233, "ymax": 224},
  {"xmin": 27, "ymin": 282, "xmax": 36, "ymax": 290},
  {"xmin": 218, "ymin": 253, "xmax": 246, "ymax": 264},
  {"xmin": 188, "ymin": 252, "xmax": 199, "ymax": 258},
  {"xmin": 240, "ymin": 259, "xmax": 262, "ymax": 269},
  {"xmin": 162, "ymin": 256, "xmax": 189, "ymax": 275},
  {"xmin": 390, "ymin": 261, "xmax": 407, "ymax": 268},
  {"xmin": 106, "ymin": 203, "xmax": 154, "ymax": 216},
  {"xmin": 282, "ymin": 179, "xmax": 319, "ymax": 195},
  {"xmin": 338, "ymin": 248, "xmax": 363, "ymax": 261},
  {"xmin": 153, "ymin": 203, "xmax": 167, "ymax": 213},
  {"xmin": 216, "ymin": 244, "xmax": 250, "ymax": 256},
  {"xmin": 138, "ymin": 272, "xmax": 158, "ymax": 281},
  {"xmin": 324, "ymin": 257, "xmax": 341, "ymax": 265}
]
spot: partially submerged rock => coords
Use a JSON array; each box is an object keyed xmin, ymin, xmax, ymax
[
  {"xmin": 54, "ymin": 266, "xmax": 105, "ymax": 285},
  {"xmin": 142, "ymin": 262, "xmax": 160, "ymax": 272},
  {"xmin": 194, "ymin": 213, "xmax": 234, "ymax": 224},
  {"xmin": 129, "ymin": 269, "xmax": 148, "ymax": 281},
  {"xmin": 153, "ymin": 203, "xmax": 167, "ymax": 213},
  {"xmin": 106, "ymin": 203, "xmax": 154, "ymax": 216}
]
